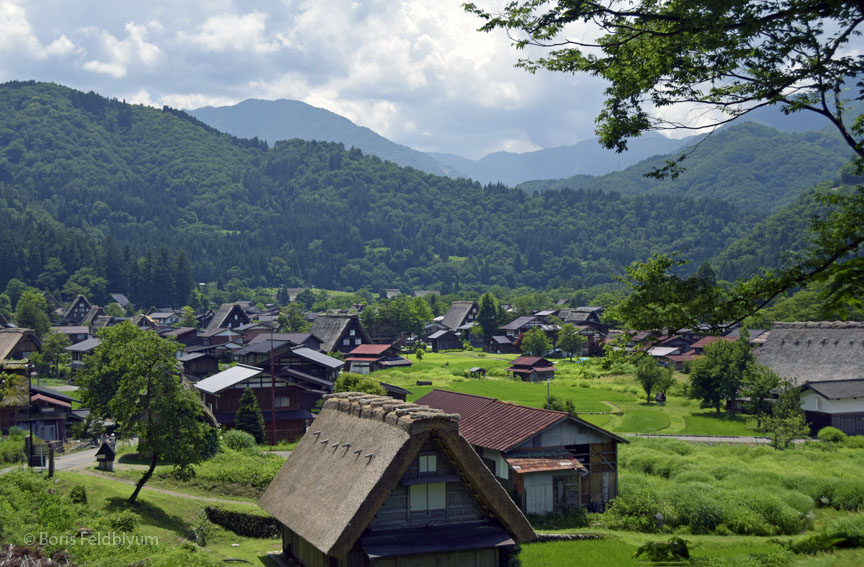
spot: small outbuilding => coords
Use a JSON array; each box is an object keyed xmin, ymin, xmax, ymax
[
  {"xmin": 95, "ymin": 441, "xmax": 116, "ymax": 472},
  {"xmin": 507, "ymin": 356, "xmax": 556, "ymax": 382}
]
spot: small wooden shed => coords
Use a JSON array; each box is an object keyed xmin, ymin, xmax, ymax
[{"xmin": 95, "ymin": 442, "xmax": 116, "ymax": 472}]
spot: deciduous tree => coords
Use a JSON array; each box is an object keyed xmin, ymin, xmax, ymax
[
  {"xmin": 557, "ymin": 323, "xmax": 587, "ymax": 361},
  {"xmin": 635, "ymin": 357, "xmax": 672, "ymax": 404},
  {"xmin": 77, "ymin": 322, "xmax": 216, "ymax": 503},
  {"xmin": 521, "ymin": 327, "xmax": 551, "ymax": 357},
  {"xmin": 687, "ymin": 337, "xmax": 752, "ymax": 413}
]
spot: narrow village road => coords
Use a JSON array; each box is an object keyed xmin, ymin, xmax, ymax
[{"xmin": 622, "ymin": 433, "xmax": 808, "ymax": 445}]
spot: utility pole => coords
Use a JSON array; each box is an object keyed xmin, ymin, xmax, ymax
[{"xmin": 269, "ymin": 323, "xmax": 276, "ymax": 445}]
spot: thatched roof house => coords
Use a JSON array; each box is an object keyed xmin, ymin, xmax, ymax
[
  {"xmin": 757, "ymin": 321, "xmax": 864, "ymax": 435},
  {"xmin": 205, "ymin": 302, "xmax": 251, "ymax": 333},
  {"xmin": 756, "ymin": 321, "xmax": 864, "ymax": 386},
  {"xmin": 259, "ymin": 392, "xmax": 535, "ymax": 567},
  {"xmin": 309, "ymin": 314, "xmax": 372, "ymax": 353},
  {"xmin": 441, "ymin": 301, "xmax": 478, "ymax": 331}
]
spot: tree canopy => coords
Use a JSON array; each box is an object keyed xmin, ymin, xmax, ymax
[{"xmin": 467, "ymin": 0, "xmax": 864, "ymax": 329}]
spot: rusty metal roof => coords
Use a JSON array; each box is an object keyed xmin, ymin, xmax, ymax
[{"xmin": 505, "ymin": 456, "xmax": 585, "ymax": 474}]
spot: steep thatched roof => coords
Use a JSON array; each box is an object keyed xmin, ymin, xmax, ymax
[
  {"xmin": 259, "ymin": 393, "xmax": 535, "ymax": 559},
  {"xmin": 309, "ymin": 314, "xmax": 369, "ymax": 352},
  {"xmin": 206, "ymin": 303, "xmax": 250, "ymax": 332},
  {"xmin": 0, "ymin": 328, "xmax": 40, "ymax": 360},
  {"xmin": 441, "ymin": 301, "xmax": 477, "ymax": 330},
  {"xmin": 756, "ymin": 322, "xmax": 864, "ymax": 386}
]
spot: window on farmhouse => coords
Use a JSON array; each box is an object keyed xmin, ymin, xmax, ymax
[
  {"xmin": 409, "ymin": 483, "xmax": 446, "ymax": 511},
  {"xmin": 419, "ymin": 454, "xmax": 437, "ymax": 474}
]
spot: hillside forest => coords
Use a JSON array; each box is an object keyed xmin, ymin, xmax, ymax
[{"xmin": 0, "ymin": 81, "xmax": 857, "ymax": 314}]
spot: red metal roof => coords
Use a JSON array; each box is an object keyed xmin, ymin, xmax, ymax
[
  {"xmin": 348, "ymin": 344, "xmax": 392, "ymax": 355},
  {"xmin": 690, "ymin": 335, "xmax": 736, "ymax": 349},
  {"xmin": 415, "ymin": 390, "xmax": 567, "ymax": 452}
]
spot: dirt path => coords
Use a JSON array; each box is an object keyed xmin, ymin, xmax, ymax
[{"xmin": 68, "ymin": 469, "xmax": 257, "ymax": 505}]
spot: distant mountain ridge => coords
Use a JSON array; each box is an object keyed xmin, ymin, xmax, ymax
[
  {"xmin": 428, "ymin": 133, "xmax": 686, "ymax": 186},
  {"xmin": 188, "ymin": 99, "xmax": 462, "ymax": 178},
  {"xmin": 517, "ymin": 121, "xmax": 854, "ymax": 213}
]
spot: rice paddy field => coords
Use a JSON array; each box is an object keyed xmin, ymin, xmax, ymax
[{"xmin": 373, "ymin": 351, "xmax": 759, "ymax": 436}]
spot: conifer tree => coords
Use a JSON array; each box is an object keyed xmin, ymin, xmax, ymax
[{"xmin": 234, "ymin": 387, "xmax": 266, "ymax": 444}]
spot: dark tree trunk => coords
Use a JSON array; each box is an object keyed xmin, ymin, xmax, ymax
[{"xmin": 129, "ymin": 452, "xmax": 158, "ymax": 503}]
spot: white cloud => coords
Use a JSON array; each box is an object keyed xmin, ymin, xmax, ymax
[
  {"xmin": 179, "ymin": 11, "xmax": 288, "ymax": 54},
  {"xmin": 81, "ymin": 22, "xmax": 162, "ymax": 78},
  {"xmin": 160, "ymin": 92, "xmax": 240, "ymax": 110},
  {"xmin": 0, "ymin": 0, "xmax": 47, "ymax": 59},
  {"xmin": 46, "ymin": 35, "xmax": 82, "ymax": 57}
]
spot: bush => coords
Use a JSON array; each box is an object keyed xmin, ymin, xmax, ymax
[
  {"xmin": 108, "ymin": 510, "xmax": 139, "ymax": 532},
  {"xmin": 69, "ymin": 485, "xmax": 87, "ymax": 505},
  {"xmin": 817, "ymin": 427, "xmax": 847, "ymax": 443},
  {"xmin": 634, "ymin": 537, "xmax": 690, "ymax": 562},
  {"xmin": 222, "ymin": 429, "xmax": 257, "ymax": 452}
]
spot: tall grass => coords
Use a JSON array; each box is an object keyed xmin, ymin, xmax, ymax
[
  {"xmin": 0, "ymin": 428, "xmax": 26, "ymax": 465},
  {"xmin": 606, "ymin": 439, "xmax": 864, "ymax": 537}
]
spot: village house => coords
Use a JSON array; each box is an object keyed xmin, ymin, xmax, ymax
[
  {"xmin": 757, "ymin": 321, "xmax": 864, "ymax": 435},
  {"xmin": 162, "ymin": 326, "xmax": 199, "ymax": 347},
  {"xmin": 178, "ymin": 352, "xmax": 220, "ymax": 380},
  {"xmin": 0, "ymin": 381, "xmax": 79, "ymax": 444},
  {"xmin": 310, "ymin": 314, "xmax": 373, "ymax": 354},
  {"xmin": 259, "ymin": 392, "xmax": 536, "ymax": 567},
  {"xmin": 50, "ymin": 326, "xmax": 89, "ymax": 345},
  {"xmin": 486, "ymin": 335, "xmax": 518, "ymax": 355},
  {"xmin": 507, "ymin": 356, "xmax": 556, "ymax": 382},
  {"xmin": 426, "ymin": 329, "xmax": 462, "ymax": 352},
  {"xmin": 195, "ymin": 364, "xmax": 320, "ymax": 442},
  {"xmin": 441, "ymin": 301, "xmax": 479, "ymax": 331},
  {"xmin": 416, "ymin": 390, "xmax": 626, "ymax": 514},
  {"xmin": 234, "ymin": 339, "xmax": 344, "ymax": 388},
  {"xmin": 205, "ymin": 302, "xmax": 252, "ymax": 333},
  {"xmin": 0, "ymin": 328, "xmax": 42, "ymax": 362},
  {"xmin": 61, "ymin": 295, "xmax": 91, "ymax": 325},
  {"xmin": 344, "ymin": 344, "xmax": 412, "ymax": 374},
  {"xmin": 65, "ymin": 337, "xmax": 101, "ymax": 372}
]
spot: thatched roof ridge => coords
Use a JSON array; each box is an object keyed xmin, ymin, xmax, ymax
[
  {"xmin": 756, "ymin": 321, "xmax": 864, "ymax": 386},
  {"xmin": 259, "ymin": 393, "xmax": 535, "ymax": 559}
]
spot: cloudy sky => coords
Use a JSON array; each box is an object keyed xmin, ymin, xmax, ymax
[{"xmin": 0, "ymin": 0, "xmax": 622, "ymax": 158}]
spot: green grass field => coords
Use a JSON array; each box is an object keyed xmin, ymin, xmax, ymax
[{"xmin": 372, "ymin": 351, "xmax": 759, "ymax": 437}]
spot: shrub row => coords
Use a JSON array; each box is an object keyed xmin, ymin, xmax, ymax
[{"xmin": 204, "ymin": 507, "xmax": 279, "ymax": 538}]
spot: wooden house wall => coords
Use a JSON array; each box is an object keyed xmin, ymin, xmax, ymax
[
  {"xmin": 205, "ymin": 377, "xmax": 301, "ymax": 415},
  {"xmin": 184, "ymin": 357, "xmax": 218, "ymax": 377},
  {"xmin": 369, "ymin": 440, "xmax": 486, "ymax": 531},
  {"xmin": 335, "ymin": 319, "xmax": 369, "ymax": 353},
  {"xmin": 430, "ymin": 334, "xmax": 462, "ymax": 352},
  {"xmin": 520, "ymin": 470, "xmax": 581, "ymax": 515},
  {"xmin": 587, "ymin": 442, "xmax": 618, "ymax": 509}
]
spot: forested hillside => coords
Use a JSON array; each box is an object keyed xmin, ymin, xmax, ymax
[
  {"xmin": 518, "ymin": 122, "xmax": 853, "ymax": 213},
  {"xmin": 0, "ymin": 81, "xmax": 776, "ymax": 305}
]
